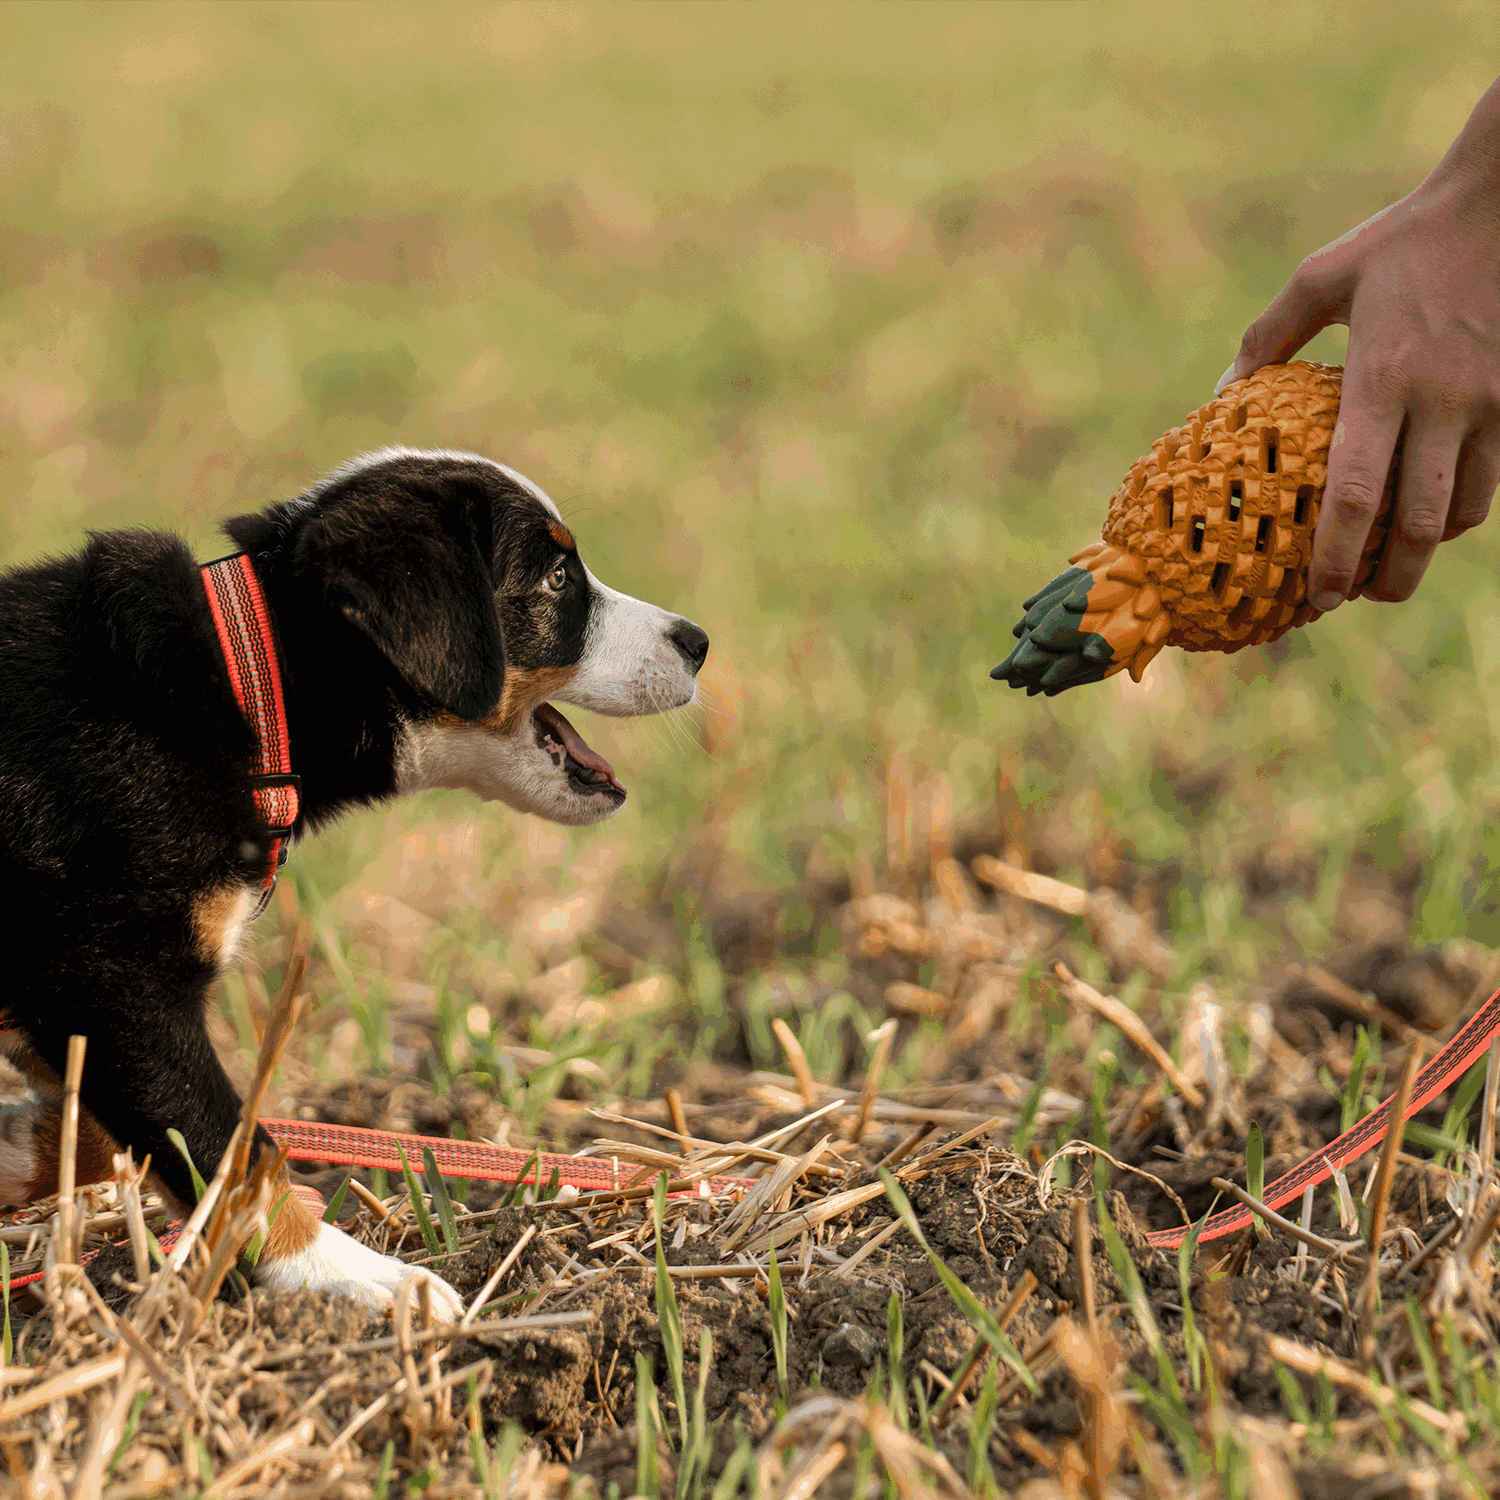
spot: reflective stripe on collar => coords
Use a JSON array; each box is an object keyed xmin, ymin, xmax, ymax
[{"xmin": 200, "ymin": 553, "xmax": 299, "ymax": 891}]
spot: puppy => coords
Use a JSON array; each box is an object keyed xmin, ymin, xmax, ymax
[{"xmin": 0, "ymin": 448, "xmax": 707, "ymax": 1314}]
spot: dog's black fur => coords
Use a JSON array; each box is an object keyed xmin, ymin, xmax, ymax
[{"xmin": 0, "ymin": 451, "xmax": 682, "ymax": 1223}]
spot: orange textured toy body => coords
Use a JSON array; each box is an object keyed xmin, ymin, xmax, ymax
[{"xmin": 992, "ymin": 361, "xmax": 1400, "ymax": 695}]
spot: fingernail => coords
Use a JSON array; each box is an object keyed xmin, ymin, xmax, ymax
[
  {"xmin": 1314, "ymin": 589, "xmax": 1345, "ymax": 613},
  {"xmin": 1213, "ymin": 363, "xmax": 1235, "ymax": 396}
]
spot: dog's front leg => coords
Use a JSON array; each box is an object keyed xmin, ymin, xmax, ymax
[{"xmin": 9, "ymin": 996, "xmax": 462, "ymax": 1319}]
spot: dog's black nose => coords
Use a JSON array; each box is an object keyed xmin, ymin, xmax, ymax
[{"xmin": 668, "ymin": 618, "xmax": 709, "ymax": 672}]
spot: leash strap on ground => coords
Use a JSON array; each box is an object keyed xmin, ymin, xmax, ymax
[
  {"xmin": 1145, "ymin": 983, "xmax": 1500, "ymax": 1249},
  {"xmin": 7, "ymin": 987, "xmax": 1500, "ymax": 1288},
  {"xmin": 258, "ymin": 1117, "xmax": 754, "ymax": 1197},
  {"xmin": 200, "ymin": 552, "xmax": 300, "ymax": 890},
  {"xmin": 2, "ymin": 1128, "xmax": 751, "ymax": 1290}
]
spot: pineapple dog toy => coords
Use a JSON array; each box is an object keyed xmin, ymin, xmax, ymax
[{"xmin": 992, "ymin": 361, "xmax": 1400, "ymax": 696}]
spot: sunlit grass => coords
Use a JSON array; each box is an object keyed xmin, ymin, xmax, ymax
[{"xmin": 5, "ymin": 6, "xmax": 1500, "ymax": 1072}]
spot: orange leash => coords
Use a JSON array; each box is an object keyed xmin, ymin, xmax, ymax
[
  {"xmin": 1, "ymin": 1122, "xmax": 750, "ymax": 1290},
  {"xmin": 258, "ymin": 1117, "xmax": 753, "ymax": 1197},
  {"xmin": 1144, "ymin": 984, "xmax": 1500, "ymax": 1249},
  {"xmin": 5, "ymin": 984, "xmax": 1499, "ymax": 1290}
]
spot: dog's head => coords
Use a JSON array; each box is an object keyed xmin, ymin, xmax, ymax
[{"xmin": 279, "ymin": 448, "xmax": 707, "ymax": 826}]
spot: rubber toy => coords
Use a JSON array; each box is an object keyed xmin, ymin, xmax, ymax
[{"xmin": 992, "ymin": 361, "xmax": 1400, "ymax": 696}]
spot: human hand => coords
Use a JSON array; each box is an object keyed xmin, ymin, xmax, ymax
[{"xmin": 1215, "ymin": 101, "xmax": 1500, "ymax": 612}]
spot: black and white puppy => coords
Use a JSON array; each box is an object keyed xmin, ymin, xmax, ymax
[{"xmin": 0, "ymin": 448, "xmax": 707, "ymax": 1314}]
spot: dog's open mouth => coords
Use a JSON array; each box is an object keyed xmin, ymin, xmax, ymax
[{"xmin": 533, "ymin": 702, "xmax": 626, "ymax": 801}]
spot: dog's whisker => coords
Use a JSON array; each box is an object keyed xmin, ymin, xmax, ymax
[
  {"xmin": 691, "ymin": 685, "xmax": 729, "ymax": 716},
  {"xmin": 648, "ymin": 690, "xmax": 712, "ymax": 759}
]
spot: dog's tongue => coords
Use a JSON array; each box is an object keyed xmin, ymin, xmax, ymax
[{"xmin": 535, "ymin": 703, "xmax": 625, "ymax": 793}]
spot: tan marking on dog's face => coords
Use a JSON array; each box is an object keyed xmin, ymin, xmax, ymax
[
  {"xmin": 548, "ymin": 520, "xmax": 576, "ymax": 550},
  {"xmin": 436, "ymin": 664, "xmax": 579, "ymax": 737},
  {"xmin": 262, "ymin": 1169, "xmax": 322, "ymax": 1263},
  {"xmin": 192, "ymin": 886, "xmax": 255, "ymax": 970}
]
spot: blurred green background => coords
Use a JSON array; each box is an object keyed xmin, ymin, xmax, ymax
[{"xmin": 5, "ymin": 3, "xmax": 1500, "ymax": 1080}]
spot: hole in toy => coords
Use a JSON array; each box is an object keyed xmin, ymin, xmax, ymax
[
  {"xmin": 1265, "ymin": 428, "xmax": 1279, "ymax": 474},
  {"xmin": 1227, "ymin": 402, "xmax": 1247, "ymax": 434},
  {"xmin": 1228, "ymin": 479, "xmax": 1242, "ymax": 522},
  {"xmin": 1191, "ymin": 517, "xmax": 1205, "ymax": 552},
  {"xmin": 1294, "ymin": 486, "xmax": 1312, "ymax": 525},
  {"xmin": 1211, "ymin": 561, "xmax": 1229, "ymax": 596},
  {"xmin": 1255, "ymin": 515, "xmax": 1272, "ymax": 553},
  {"xmin": 1158, "ymin": 486, "xmax": 1174, "ymax": 530}
]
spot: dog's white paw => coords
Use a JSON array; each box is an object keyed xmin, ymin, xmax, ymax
[{"xmin": 254, "ymin": 1220, "xmax": 464, "ymax": 1321}]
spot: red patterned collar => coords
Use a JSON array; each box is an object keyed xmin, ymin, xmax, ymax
[{"xmin": 200, "ymin": 553, "xmax": 300, "ymax": 894}]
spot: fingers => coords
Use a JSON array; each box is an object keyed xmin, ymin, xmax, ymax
[
  {"xmin": 1308, "ymin": 359, "xmax": 1405, "ymax": 611},
  {"xmin": 1445, "ymin": 429, "xmax": 1500, "ymax": 540},
  {"xmin": 1367, "ymin": 415, "xmax": 1467, "ymax": 602},
  {"xmin": 1217, "ymin": 256, "xmax": 1351, "ymax": 394}
]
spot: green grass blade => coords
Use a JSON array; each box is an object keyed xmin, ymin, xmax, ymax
[
  {"xmin": 166, "ymin": 1129, "xmax": 208, "ymax": 1201},
  {"xmin": 508, "ymin": 1150, "xmax": 541, "ymax": 1207},
  {"xmin": 709, "ymin": 1428, "xmax": 752, "ymax": 1500},
  {"xmin": 372, "ymin": 1440, "xmax": 395, "ymax": 1500},
  {"xmin": 1442, "ymin": 1315, "xmax": 1478, "ymax": 1423},
  {"xmin": 1176, "ymin": 1205, "xmax": 1215, "ymax": 1392},
  {"xmin": 1013, "ymin": 1066, "xmax": 1048, "ymax": 1157},
  {"xmin": 636, "ymin": 1350, "xmax": 660, "ymax": 1498},
  {"xmin": 1096, "ymin": 1193, "xmax": 1182, "ymax": 1404},
  {"xmin": 1404, "ymin": 1297, "xmax": 1445, "ymax": 1412},
  {"xmin": 395, "ymin": 1141, "xmax": 440, "ymax": 1257},
  {"xmin": 1127, "ymin": 1372, "xmax": 1204, "ymax": 1479},
  {"xmin": 1437, "ymin": 1059, "xmax": 1489, "ymax": 1167},
  {"xmin": 422, "ymin": 1146, "xmax": 460, "ymax": 1254},
  {"xmin": 106, "ymin": 1385, "xmax": 152, "ymax": 1481},
  {"xmin": 1274, "ymin": 1363, "xmax": 1313, "ymax": 1428},
  {"xmin": 242, "ymin": 1188, "xmax": 290, "ymax": 1270},
  {"xmin": 652, "ymin": 1174, "xmax": 688, "ymax": 1447},
  {"xmin": 911, "ymin": 1371, "xmax": 933, "ymax": 1444},
  {"xmin": 1343, "ymin": 1027, "xmax": 1369, "ymax": 1133},
  {"xmin": 1246, "ymin": 1122, "xmax": 1264, "ymax": 1201},
  {"xmin": 887, "ymin": 1290, "xmax": 906, "ymax": 1426},
  {"xmin": 321, "ymin": 1171, "xmax": 353, "ymax": 1225},
  {"xmin": 767, "ymin": 1236, "xmax": 789, "ymax": 1408},
  {"xmin": 1246, "ymin": 1121, "xmax": 1268, "ymax": 1241},
  {"xmin": 967, "ymin": 1361, "xmax": 1001, "ymax": 1495},
  {"xmin": 879, "ymin": 1169, "xmax": 1035, "ymax": 1393},
  {"xmin": 682, "ymin": 1323, "xmax": 713, "ymax": 1500},
  {"xmin": 466, "ymin": 1371, "xmax": 489, "ymax": 1484}
]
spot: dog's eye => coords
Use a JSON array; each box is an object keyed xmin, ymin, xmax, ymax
[{"xmin": 545, "ymin": 564, "xmax": 568, "ymax": 592}]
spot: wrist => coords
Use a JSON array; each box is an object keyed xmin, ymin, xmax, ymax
[
  {"xmin": 1409, "ymin": 161, "xmax": 1500, "ymax": 244},
  {"xmin": 1418, "ymin": 76, "xmax": 1500, "ymax": 211}
]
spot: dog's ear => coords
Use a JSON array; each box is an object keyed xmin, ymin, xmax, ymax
[{"xmin": 294, "ymin": 476, "xmax": 503, "ymax": 720}]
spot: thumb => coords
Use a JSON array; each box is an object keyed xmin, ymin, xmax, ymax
[{"xmin": 1216, "ymin": 260, "xmax": 1351, "ymax": 394}]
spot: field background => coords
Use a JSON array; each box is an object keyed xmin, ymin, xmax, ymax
[{"xmin": 4, "ymin": 2, "xmax": 1500, "ymax": 1100}]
